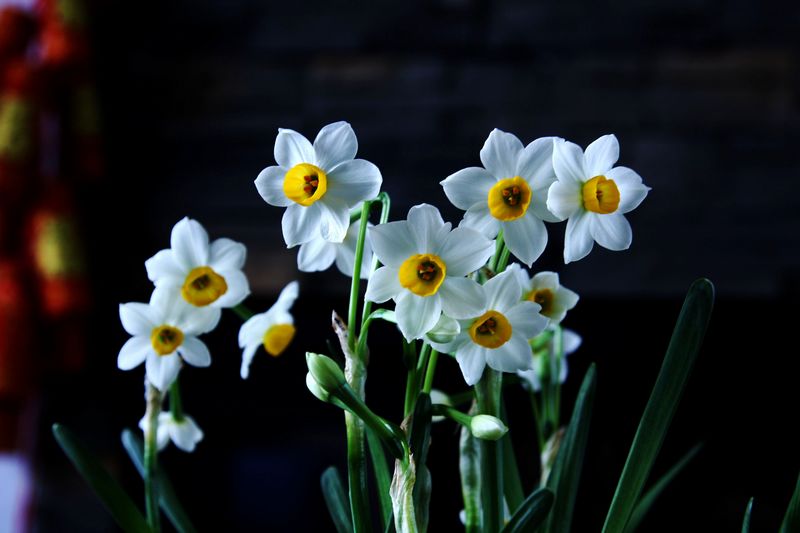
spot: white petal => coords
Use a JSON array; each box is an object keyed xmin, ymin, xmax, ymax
[
  {"xmin": 326, "ymin": 159, "xmax": 382, "ymax": 207},
  {"xmin": 297, "ymin": 237, "xmax": 336, "ymax": 272},
  {"xmin": 558, "ymin": 357, "xmax": 569, "ymax": 384},
  {"xmin": 485, "ymin": 334, "xmax": 532, "ymax": 373},
  {"xmin": 552, "ymin": 140, "xmax": 586, "ymax": 183},
  {"xmin": 119, "ymin": 303, "xmax": 156, "ymax": 336},
  {"xmin": 395, "ymin": 291, "xmax": 442, "ymax": 341},
  {"xmin": 274, "ymin": 128, "xmax": 315, "ymax": 168},
  {"xmin": 438, "ymin": 277, "xmax": 486, "ymax": 319},
  {"xmin": 531, "ymin": 271, "xmax": 559, "ymax": 290},
  {"xmin": 554, "ymin": 285, "xmax": 579, "ymax": 312},
  {"xmin": 313, "ymin": 121, "xmax": 358, "ymax": 170},
  {"xmin": 145, "ymin": 250, "xmax": 185, "ymax": 286},
  {"xmin": 238, "ymin": 313, "xmax": 270, "ymax": 348},
  {"xmin": 546, "ymin": 179, "xmax": 582, "ymax": 221},
  {"xmin": 118, "ymin": 336, "xmax": 150, "ymax": 370},
  {"xmin": 436, "ymin": 227, "xmax": 494, "ymax": 277},
  {"xmin": 140, "ymin": 415, "xmax": 171, "ymax": 451},
  {"xmin": 590, "ymin": 213, "xmax": 632, "ymax": 251},
  {"xmin": 583, "ymin": 134, "xmax": 619, "ymax": 176},
  {"xmin": 441, "ymin": 167, "xmax": 496, "ymax": 210},
  {"xmin": 169, "ymin": 417, "xmax": 204, "ymax": 453},
  {"xmin": 176, "ymin": 305, "xmax": 220, "ymax": 336},
  {"xmin": 517, "ymin": 368, "xmax": 541, "ymax": 392},
  {"xmin": 178, "ymin": 336, "xmax": 211, "ymax": 367},
  {"xmin": 209, "ymin": 238, "xmax": 246, "ymax": 272},
  {"xmin": 502, "ymin": 215, "xmax": 547, "ymax": 267},
  {"xmin": 281, "ymin": 203, "xmax": 322, "ymax": 247},
  {"xmin": 146, "ymin": 352, "xmax": 182, "ymax": 391},
  {"xmin": 365, "ymin": 266, "xmax": 402, "ymax": 303},
  {"xmin": 335, "ymin": 224, "xmax": 373, "ymax": 279},
  {"xmin": 407, "ymin": 204, "xmax": 446, "ymax": 253},
  {"xmin": 170, "ymin": 218, "xmax": 210, "ymax": 271},
  {"xmin": 504, "ymin": 301, "xmax": 549, "ymax": 339},
  {"xmin": 564, "ymin": 211, "xmax": 594, "ymax": 264},
  {"xmin": 213, "ymin": 269, "xmax": 250, "ymax": 308},
  {"xmin": 480, "ymin": 129, "xmax": 523, "ymax": 179},
  {"xmin": 459, "ymin": 203, "xmax": 501, "ymax": 238},
  {"xmin": 455, "ymin": 342, "xmax": 488, "ymax": 386},
  {"xmin": 317, "ymin": 198, "xmax": 351, "ymax": 243},
  {"xmin": 606, "ymin": 166, "xmax": 650, "ymax": 214},
  {"xmin": 425, "ymin": 314, "xmax": 462, "ymax": 346},
  {"xmin": 516, "ymin": 137, "xmax": 557, "ymax": 186},
  {"xmin": 254, "ymin": 166, "xmax": 291, "ymax": 207},
  {"xmin": 530, "ymin": 180, "xmax": 561, "ymax": 223},
  {"xmin": 562, "ymin": 329, "xmax": 582, "ymax": 355},
  {"xmin": 240, "ymin": 342, "xmax": 259, "ymax": 379},
  {"xmin": 368, "ymin": 221, "xmax": 417, "ymax": 268},
  {"xmin": 484, "ymin": 266, "xmax": 523, "ymax": 311},
  {"xmin": 274, "ymin": 281, "xmax": 299, "ymax": 313}
]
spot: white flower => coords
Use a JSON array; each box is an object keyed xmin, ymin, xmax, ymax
[
  {"xmin": 297, "ymin": 220, "xmax": 373, "ymax": 279},
  {"xmin": 145, "ymin": 217, "xmax": 250, "ymax": 320},
  {"xmin": 238, "ymin": 281, "xmax": 299, "ymax": 379},
  {"xmin": 254, "ymin": 121, "xmax": 382, "ymax": 247},
  {"xmin": 365, "ymin": 204, "xmax": 494, "ymax": 341},
  {"xmin": 139, "ymin": 412, "xmax": 204, "ymax": 452},
  {"xmin": 118, "ymin": 287, "xmax": 218, "ymax": 391},
  {"xmin": 547, "ymin": 135, "xmax": 650, "ymax": 263},
  {"xmin": 441, "ymin": 129, "xmax": 561, "ymax": 267},
  {"xmin": 513, "ymin": 270, "xmax": 579, "ymax": 324},
  {"xmin": 428, "ymin": 264, "xmax": 549, "ymax": 386},
  {"xmin": 517, "ymin": 329, "xmax": 582, "ymax": 392}
]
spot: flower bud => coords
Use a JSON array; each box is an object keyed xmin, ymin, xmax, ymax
[
  {"xmin": 306, "ymin": 352, "xmax": 346, "ymax": 391},
  {"xmin": 470, "ymin": 415, "xmax": 508, "ymax": 441},
  {"xmin": 306, "ymin": 372, "xmax": 330, "ymax": 402}
]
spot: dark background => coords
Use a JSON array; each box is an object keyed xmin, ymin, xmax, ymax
[{"xmin": 32, "ymin": 0, "xmax": 800, "ymax": 531}]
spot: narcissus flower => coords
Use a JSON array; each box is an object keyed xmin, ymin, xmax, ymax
[
  {"xmin": 547, "ymin": 135, "xmax": 650, "ymax": 263},
  {"xmin": 297, "ymin": 220, "xmax": 373, "ymax": 279},
  {"xmin": 118, "ymin": 288, "xmax": 218, "ymax": 391},
  {"xmin": 139, "ymin": 412, "xmax": 204, "ymax": 452},
  {"xmin": 145, "ymin": 217, "xmax": 250, "ymax": 320},
  {"xmin": 365, "ymin": 204, "xmax": 494, "ymax": 341},
  {"xmin": 441, "ymin": 130, "xmax": 560, "ymax": 266},
  {"xmin": 514, "ymin": 270, "xmax": 579, "ymax": 325},
  {"xmin": 255, "ymin": 121, "xmax": 382, "ymax": 247},
  {"xmin": 238, "ymin": 281, "xmax": 299, "ymax": 379},
  {"xmin": 517, "ymin": 328, "xmax": 582, "ymax": 392},
  {"xmin": 428, "ymin": 264, "xmax": 549, "ymax": 385}
]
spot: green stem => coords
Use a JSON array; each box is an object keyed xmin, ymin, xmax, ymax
[
  {"xmin": 144, "ymin": 383, "xmax": 162, "ymax": 532},
  {"xmin": 422, "ymin": 349, "xmax": 439, "ymax": 394},
  {"xmin": 488, "ymin": 231, "xmax": 505, "ymax": 272},
  {"xmin": 496, "ymin": 245, "xmax": 511, "ymax": 274},
  {"xmin": 552, "ymin": 326, "xmax": 564, "ymax": 427},
  {"xmin": 169, "ymin": 379, "xmax": 184, "ymax": 422},
  {"xmin": 460, "ymin": 406, "xmax": 482, "ymax": 533},
  {"xmin": 431, "ymin": 404, "xmax": 472, "ymax": 427},
  {"xmin": 360, "ymin": 192, "xmax": 391, "ymax": 327},
  {"xmin": 475, "ymin": 369, "xmax": 504, "ymax": 533},
  {"xmin": 530, "ymin": 393, "xmax": 546, "ymax": 453},
  {"xmin": 348, "ymin": 201, "xmax": 372, "ymax": 353},
  {"xmin": 232, "ymin": 303, "xmax": 254, "ymax": 321}
]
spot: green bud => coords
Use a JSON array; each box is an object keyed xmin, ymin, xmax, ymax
[
  {"xmin": 305, "ymin": 352, "xmax": 346, "ymax": 391},
  {"xmin": 305, "ymin": 372, "xmax": 330, "ymax": 402},
  {"xmin": 470, "ymin": 415, "xmax": 508, "ymax": 441}
]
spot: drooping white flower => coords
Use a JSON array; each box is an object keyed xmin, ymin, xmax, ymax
[
  {"xmin": 517, "ymin": 329, "xmax": 582, "ymax": 392},
  {"xmin": 547, "ymin": 135, "xmax": 650, "ymax": 263},
  {"xmin": 365, "ymin": 204, "xmax": 494, "ymax": 341},
  {"xmin": 297, "ymin": 220, "xmax": 373, "ymax": 279},
  {"xmin": 441, "ymin": 130, "xmax": 561, "ymax": 267},
  {"xmin": 427, "ymin": 264, "xmax": 549, "ymax": 386},
  {"xmin": 254, "ymin": 121, "xmax": 382, "ymax": 247},
  {"xmin": 238, "ymin": 281, "xmax": 299, "ymax": 379},
  {"xmin": 118, "ymin": 287, "xmax": 218, "ymax": 391},
  {"xmin": 145, "ymin": 217, "xmax": 250, "ymax": 321},
  {"xmin": 513, "ymin": 270, "xmax": 579, "ymax": 325},
  {"xmin": 139, "ymin": 412, "xmax": 204, "ymax": 452}
]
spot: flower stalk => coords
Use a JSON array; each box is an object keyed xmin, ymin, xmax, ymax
[
  {"xmin": 476, "ymin": 369, "xmax": 504, "ymax": 533},
  {"xmin": 144, "ymin": 382, "xmax": 162, "ymax": 532}
]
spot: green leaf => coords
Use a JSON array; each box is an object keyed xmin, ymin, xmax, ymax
[
  {"xmin": 624, "ymin": 443, "xmax": 703, "ymax": 532},
  {"xmin": 602, "ymin": 278, "xmax": 715, "ymax": 533},
  {"xmin": 501, "ymin": 402, "xmax": 524, "ymax": 514},
  {"xmin": 544, "ymin": 363, "xmax": 597, "ymax": 533},
  {"xmin": 366, "ymin": 428, "xmax": 393, "ymax": 529},
  {"xmin": 501, "ymin": 488, "xmax": 554, "ymax": 533},
  {"xmin": 742, "ymin": 497, "xmax": 754, "ymax": 533},
  {"xmin": 52, "ymin": 424, "xmax": 151, "ymax": 533},
  {"xmin": 781, "ymin": 470, "xmax": 800, "ymax": 532},
  {"xmin": 120, "ymin": 429, "xmax": 197, "ymax": 533},
  {"xmin": 321, "ymin": 466, "xmax": 354, "ymax": 533}
]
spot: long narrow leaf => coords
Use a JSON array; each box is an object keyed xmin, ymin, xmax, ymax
[
  {"xmin": 321, "ymin": 466, "xmax": 354, "ymax": 533},
  {"xmin": 120, "ymin": 429, "xmax": 197, "ymax": 533},
  {"xmin": 624, "ymin": 443, "xmax": 703, "ymax": 532},
  {"xmin": 742, "ymin": 497, "xmax": 754, "ymax": 533},
  {"xmin": 366, "ymin": 428, "xmax": 393, "ymax": 529},
  {"xmin": 501, "ymin": 401, "xmax": 524, "ymax": 514},
  {"xmin": 52, "ymin": 424, "xmax": 151, "ymax": 533},
  {"xmin": 780, "ymin": 470, "xmax": 800, "ymax": 532},
  {"xmin": 501, "ymin": 488, "xmax": 554, "ymax": 533},
  {"xmin": 602, "ymin": 278, "xmax": 714, "ymax": 533},
  {"xmin": 544, "ymin": 363, "xmax": 597, "ymax": 533}
]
